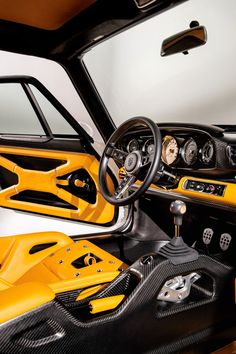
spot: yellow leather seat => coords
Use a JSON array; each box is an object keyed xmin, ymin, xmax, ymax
[
  {"xmin": 0, "ymin": 281, "xmax": 55, "ymax": 324},
  {"xmin": 0, "ymin": 231, "xmax": 71, "ymax": 284},
  {"xmin": 0, "ymin": 231, "xmax": 124, "ymax": 292},
  {"xmin": 0, "ymin": 231, "xmax": 125, "ymax": 323}
]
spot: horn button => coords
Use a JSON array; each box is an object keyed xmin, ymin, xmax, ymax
[{"xmin": 124, "ymin": 151, "xmax": 142, "ymax": 174}]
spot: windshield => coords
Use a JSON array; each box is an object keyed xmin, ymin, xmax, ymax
[{"xmin": 84, "ymin": 0, "xmax": 236, "ymax": 131}]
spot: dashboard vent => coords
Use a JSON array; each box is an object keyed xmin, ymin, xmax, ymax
[{"xmin": 227, "ymin": 145, "xmax": 236, "ymax": 165}]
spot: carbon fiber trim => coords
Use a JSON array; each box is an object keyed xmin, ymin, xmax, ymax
[
  {"xmin": 15, "ymin": 319, "xmax": 65, "ymax": 348},
  {"xmin": 0, "ymin": 255, "xmax": 234, "ymax": 353},
  {"xmin": 213, "ymin": 138, "xmax": 229, "ymax": 169}
]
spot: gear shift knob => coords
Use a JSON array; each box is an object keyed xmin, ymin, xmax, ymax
[
  {"xmin": 170, "ymin": 200, "xmax": 187, "ymax": 237},
  {"xmin": 159, "ymin": 199, "xmax": 198, "ymax": 264}
]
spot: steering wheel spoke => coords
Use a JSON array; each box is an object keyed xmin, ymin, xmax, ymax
[
  {"xmin": 135, "ymin": 154, "xmax": 152, "ymax": 181},
  {"xmin": 105, "ymin": 144, "xmax": 128, "ymax": 166},
  {"xmin": 141, "ymin": 153, "xmax": 153, "ymax": 168},
  {"xmin": 114, "ymin": 175, "xmax": 137, "ymax": 199}
]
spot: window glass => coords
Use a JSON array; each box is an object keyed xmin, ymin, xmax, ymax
[
  {"xmin": 30, "ymin": 85, "xmax": 77, "ymax": 135},
  {"xmin": 0, "ymin": 83, "xmax": 44, "ymax": 135}
]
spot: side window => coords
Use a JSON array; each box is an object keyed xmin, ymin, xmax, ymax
[
  {"xmin": 29, "ymin": 85, "xmax": 77, "ymax": 135},
  {"xmin": 0, "ymin": 83, "xmax": 45, "ymax": 135},
  {"xmin": 0, "ymin": 81, "xmax": 78, "ymax": 138}
]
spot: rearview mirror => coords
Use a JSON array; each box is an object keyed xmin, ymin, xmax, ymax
[{"xmin": 161, "ymin": 26, "xmax": 207, "ymax": 57}]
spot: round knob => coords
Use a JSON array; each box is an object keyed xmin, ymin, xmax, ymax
[{"xmin": 170, "ymin": 200, "xmax": 187, "ymax": 216}]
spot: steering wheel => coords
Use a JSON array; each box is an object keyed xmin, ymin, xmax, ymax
[{"xmin": 99, "ymin": 117, "xmax": 162, "ymax": 206}]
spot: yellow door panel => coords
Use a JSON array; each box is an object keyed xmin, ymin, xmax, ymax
[{"xmin": 0, "ymin": 146, "xmax": 115, "ymax": 224}]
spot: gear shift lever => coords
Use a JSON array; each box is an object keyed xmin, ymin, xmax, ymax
[
  {"xmin": 170, "ymin": 200, "xmax": 186, "ymax": 237},
  {"xmin": 158, "ymin": 200, "xmax": 198, "ymax": 265},
  {"xmin": 157, "ymin": 200, "xmax": 200, "ymax": 303}
]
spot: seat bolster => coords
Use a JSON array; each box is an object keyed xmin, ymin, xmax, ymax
[
  {"xmin": 0, "ymin": 282, "xmax": 55, "ymax": 324},
  {"xmin": 0, "ymin": 278, "xmax": 11, "ymax": 291},
  {"xmin": 0, "ymin": 231, "xmax": 72, "ymax": 284}
]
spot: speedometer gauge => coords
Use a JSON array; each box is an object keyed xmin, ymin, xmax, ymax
[
  {"xmin": 127, "ymin": 139, "xmax": 139, "ymax": 152},
  {"xmin": 181, "ymin": 138, "xmax": 198, "ymax": 166},
  {"xmin": 161, "ymin": 135, "xmax": 179, "ymax": 165}
]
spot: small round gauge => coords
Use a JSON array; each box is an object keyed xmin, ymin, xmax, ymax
[
  {"xmin": 161, "ymin": 135, "xmax": 179, "ymax": 165},
  {"xmin": 181, "ymin": 138, "xmax": 198, "ymax": 166},
  {"xmin": 143, "ymin": 138, "xmax": 155, "ymax": 155},
  {"xmin": 127, "ymin": 139, "xmax": 139, "ymax": 153},
  {"xmin": 201, "ymin": 140, "xmax": 214, "ymax": 164}
]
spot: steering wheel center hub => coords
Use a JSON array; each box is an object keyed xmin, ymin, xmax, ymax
[{"xmin": 124, "ymin": 151, "xmax": 142, "ymax": 174}]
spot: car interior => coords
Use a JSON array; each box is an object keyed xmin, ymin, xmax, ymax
[{"xmin": 0, "ymin": 0, "xmax": 235, "ymax": 353}]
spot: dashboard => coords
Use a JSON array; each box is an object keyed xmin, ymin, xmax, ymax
[
  {"xmin": 119, "ymin": 123, "xmax": 236, "ymax": 174},
  {"xmin": 119, "ymin": 126, "xmax": 217, "ymax": 170},
  {"xmin": 123, "ymin": 133, "xmax": 215, "ymax": 168},
  {"xmin": 118, "ymin": 123, "xmax": 236, "ymax": 211}
]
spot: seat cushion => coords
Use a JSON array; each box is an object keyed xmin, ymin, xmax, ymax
[{"xmin": 0, "ymin": 282, "xmax": 55, "ymax": 324}]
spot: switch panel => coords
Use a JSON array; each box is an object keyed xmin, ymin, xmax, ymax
[{"xmin": 184, "ymin": 180, "xmax": 226, "ymax": 196}]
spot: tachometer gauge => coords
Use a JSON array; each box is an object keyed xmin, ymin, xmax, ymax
[
  {"xmin": 161, "ymin": 135, "xmax": 179, "ymax": 165},
  {"xmin": 181, "ymin": 138, "xmax": 198, "ymax": 166},
  {"xmin": 143, "ymin": 138, "xmax": 155, "ymax": 155},
  {"xmin": 127, "ymin": 139, "xmax": 139, "ymax": 152}
]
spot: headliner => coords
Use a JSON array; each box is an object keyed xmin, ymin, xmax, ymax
[{"xmin": 0, "ymin": 0, "xmax": 95, "ymax": 30}]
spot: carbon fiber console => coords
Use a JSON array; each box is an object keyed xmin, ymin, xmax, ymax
[{"xmin": 0, "ymin": 253, "xmax": 234, "ymax": 354}]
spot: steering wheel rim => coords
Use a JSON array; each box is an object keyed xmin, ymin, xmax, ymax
[{"xmin": 99, "ymin": 117, "xmax": 162, "ymax": 206}]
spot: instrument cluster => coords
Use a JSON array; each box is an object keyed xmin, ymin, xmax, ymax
[{"xmin": 124, "ymin": 134, "xmax": 215, "ymax": 168}]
